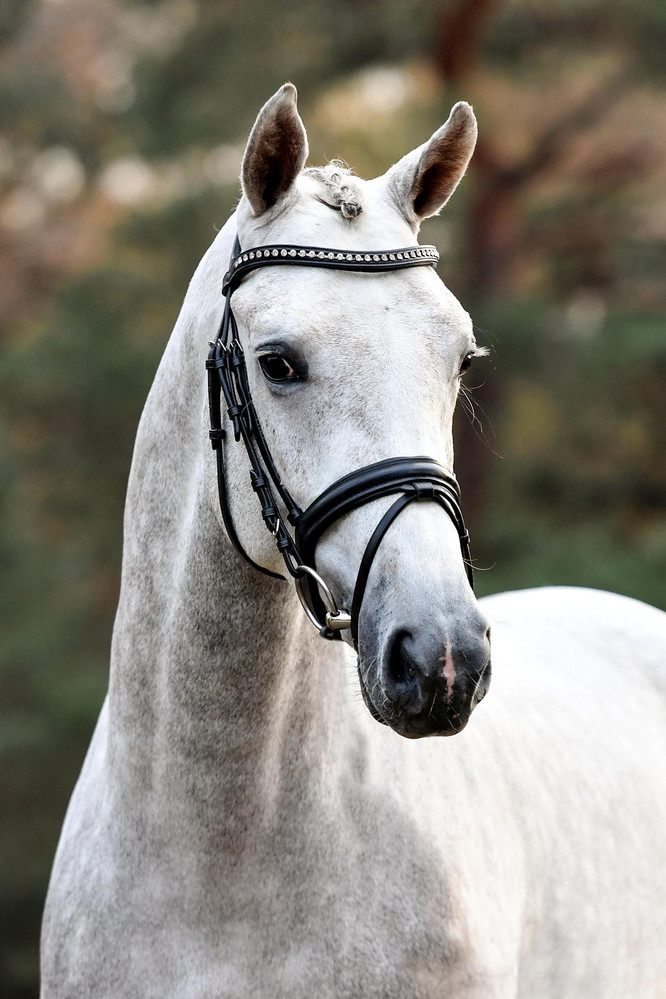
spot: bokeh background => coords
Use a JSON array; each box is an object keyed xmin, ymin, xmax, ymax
[{"xmin": 1, "ymin": 0, "xmax": 664, "ymax": 994}]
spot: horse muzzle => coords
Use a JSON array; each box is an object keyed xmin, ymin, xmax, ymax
[{"xmin": 359, "ymin": 618, "xmax": 491, "ymax": 738}]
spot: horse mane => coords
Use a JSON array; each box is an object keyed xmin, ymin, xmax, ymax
[{"xmin": 303, "ymin": 160, "xmax": 363, "ymax": 219}]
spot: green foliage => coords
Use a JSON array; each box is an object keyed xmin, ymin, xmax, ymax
[
  {"xmin": 463, "ymin": 302, "xmax": 666, "ymax": 607},
  {"xmin": 0, "ymin": 0, "xmax": 37, "ymax": 48}
]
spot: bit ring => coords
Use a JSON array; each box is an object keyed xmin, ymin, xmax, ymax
[{"xmin": 294, "ymin": 565, "xmax": 352, "ymax": 632}]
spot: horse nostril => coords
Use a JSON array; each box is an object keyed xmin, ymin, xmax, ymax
[{"xmin": 387, "ymin": 630, "xmax": 417, "ymax": 688}]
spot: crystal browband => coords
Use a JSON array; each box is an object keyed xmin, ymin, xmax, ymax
[{"xmin": 222, "ymin": 243, "xmax": 439, "ymax": 295}]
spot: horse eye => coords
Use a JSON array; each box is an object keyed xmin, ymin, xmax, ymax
[
  {"xmin": 459, "ymin": 353, "xmax": 474, "ymax": 375},
  {"xmin": 259, "ymin": 354, "xmax": 298, "ymax": 383}
]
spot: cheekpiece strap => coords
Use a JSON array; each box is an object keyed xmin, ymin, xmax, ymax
[{"xmin": 222, "ymin": 244, "xmax": 439, "ymax": 296}]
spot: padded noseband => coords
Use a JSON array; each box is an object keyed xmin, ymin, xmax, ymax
[
  {"xmin": 207, "ymin": 237, "xmax": 473, "ymax": 647},
  {"xmin": 296, "ymin": 457, "xmax": 472, "ymax": 644}
]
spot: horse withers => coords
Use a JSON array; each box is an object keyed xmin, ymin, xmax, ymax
[{"xmin": 41, "ymin": 84, "xmax": 666, "ymax": 998}]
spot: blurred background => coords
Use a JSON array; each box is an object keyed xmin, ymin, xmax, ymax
[{"xmin": 1, "ymin": 0, "xmax": 664, "ymax": 993}]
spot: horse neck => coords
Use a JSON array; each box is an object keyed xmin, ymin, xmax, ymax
[{"xmin": 105, "ymin": 222, "xmax": 351, "ymax": 844}]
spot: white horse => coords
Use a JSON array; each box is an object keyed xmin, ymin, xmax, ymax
[{"xmin": 41, "ymin": 84, "xmax": 666, "ymax": 998}]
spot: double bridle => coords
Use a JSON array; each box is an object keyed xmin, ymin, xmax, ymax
[{"xmin": 206, "ymin": 236, "xmax": 473, "ymax": 646}]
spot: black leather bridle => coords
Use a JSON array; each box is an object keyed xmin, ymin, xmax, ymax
[{"xmin": 206, "ymin": 236, "xmax": 473, "ymax": 646}]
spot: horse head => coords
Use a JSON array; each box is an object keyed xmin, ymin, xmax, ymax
[{"xmin": 210, "ymin": 83, "xmax": 490, "ymax": 738}]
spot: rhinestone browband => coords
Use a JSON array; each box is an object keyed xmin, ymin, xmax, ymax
[{"xmin": 222, "ymin": 243, "xmax": 439, "ymax": 295}]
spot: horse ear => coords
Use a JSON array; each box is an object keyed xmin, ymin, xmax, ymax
[
  {"xmin": 241, "ymin": 83, "xmax": 309, "ymax": 217},
  {"xmin": 385, "ymin": 102, "xmax": 477, "ymax": 225}
]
